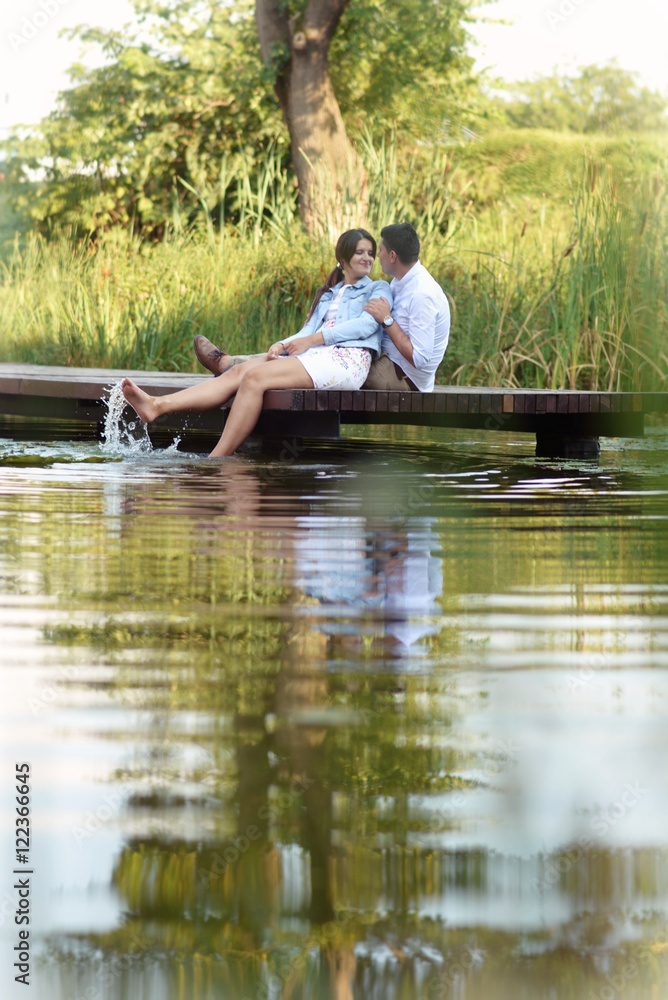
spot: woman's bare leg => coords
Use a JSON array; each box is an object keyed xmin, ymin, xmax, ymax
[
  {"xmin": 121, "ymin": 356, "xmax": 271, "ymax": 424},
  {"xmin": 210, "ymin": 358, "xmax": 313, "ymax": 458}
]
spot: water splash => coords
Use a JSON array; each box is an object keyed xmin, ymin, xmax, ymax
[{"xmin": 101, "ymin": 382, "xmax": 154, "ymax": 455}]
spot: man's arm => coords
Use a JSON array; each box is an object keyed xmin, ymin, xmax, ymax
[
  {"xmin": 364, "ymin": 297, "xmax": 414, "ymax": 364},
  {"xmin": 366, "ymin": 294, "xmax": 441, "ymax": 369}
]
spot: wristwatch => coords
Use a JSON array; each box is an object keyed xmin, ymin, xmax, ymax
[{"xmin": 382, "ymin": 315, "xmax": 394, "ymax": 327}]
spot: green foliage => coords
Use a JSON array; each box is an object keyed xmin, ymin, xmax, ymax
[
  {"xmin": 330, "ymin": 0, "xmax": 496, "ymax": 140},
  {"xmin": 1, "ymin": 0, "xmax": 491, "ymax": 237},
  {"xmin": 435, "ymin": 136, "xmax": 668, "ymax": 392},
  {"xmin": 499, "ymin": 62, "xmax": 668, "ymax": 134},
  {"xmin": 2, "ymin": 0, "xmax": 284, "ymax": 237}
]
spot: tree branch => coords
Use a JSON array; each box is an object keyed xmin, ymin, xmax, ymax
[
  {"xmin": 254, "ymin": 0, "xmax": 291, "ymax": 66},
  {"xmin": 304, "ymin": 0, "xmax": 351, "ymax": 45}
]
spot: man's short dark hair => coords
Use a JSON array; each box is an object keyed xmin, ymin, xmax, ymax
[{"xmin": 380, "ymin": 223, "xmax": 420, "ymax": 265}]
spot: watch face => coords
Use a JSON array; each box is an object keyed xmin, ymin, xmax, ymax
[{"xmin": 384, "ymin": 316, "xmax": 393, "ymax": 326}]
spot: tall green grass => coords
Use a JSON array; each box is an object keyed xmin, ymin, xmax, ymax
[
  {"xmin": 0, "ymin": 131, "xmax": 666, "ymax": 389},
  {"xmin": 441, "ymin": 160, "xmax": 667, "ymax": 390}
]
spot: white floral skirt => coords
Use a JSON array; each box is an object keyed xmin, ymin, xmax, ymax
[{"xmin": 295, "ymin": 346, "xmax": 372, "ymax": 390}]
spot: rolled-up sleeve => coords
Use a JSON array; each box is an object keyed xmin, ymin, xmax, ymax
[
  {"xmin": 322, "ymin": 281, "xmax": 392, "ymax": 346},
  {"xmin": 405, "ymin": 293, "xmax": 440, "ymax": 370},
  {"xmin": 321, "ymin": 309, "xmax": 380, "ymax": 347}
]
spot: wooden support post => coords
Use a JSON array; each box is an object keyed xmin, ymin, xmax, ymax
[{"xmin": 535, "ymin": 433, "xmax": 601, "ymax": 459}]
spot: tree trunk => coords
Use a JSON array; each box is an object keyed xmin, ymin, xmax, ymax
[{"xmin": 255, "ymin": 0, "xmax": 367, "ymax": 237}]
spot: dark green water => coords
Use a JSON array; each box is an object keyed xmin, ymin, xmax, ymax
[{"xmin": 1, "ymin": 421, "xmax": 668, "ymax": 1000}]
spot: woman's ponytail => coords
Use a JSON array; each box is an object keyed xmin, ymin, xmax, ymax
[{"xmin": 306, "ymin": 264, "xmax": 341, "ymax": 321}]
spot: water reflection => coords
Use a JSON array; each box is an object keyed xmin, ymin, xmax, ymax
[{"xmin": 1, "ymin": 427, "xmax": 668, "ymax": 998}]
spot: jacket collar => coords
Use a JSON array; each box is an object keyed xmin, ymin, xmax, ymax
[{"xmin": 330, "ymin": 275, "xmax": 372, "ymax": 293}]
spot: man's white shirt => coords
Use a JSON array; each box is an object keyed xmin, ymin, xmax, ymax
[{"xmin": 383, "ymin": 260, "xmax": 450, "ymax": 392}]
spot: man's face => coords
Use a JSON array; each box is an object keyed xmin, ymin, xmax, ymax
[{"xmin": 377, "ymin": 240, "xmax": 396, "ymax": 278}]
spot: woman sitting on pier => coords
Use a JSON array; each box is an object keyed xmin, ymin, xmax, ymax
[{"xmin": 121, "ymin": 228, "xmax": 392, "ymax": 458}]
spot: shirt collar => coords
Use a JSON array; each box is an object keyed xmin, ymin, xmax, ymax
[{"xmin": 392, "ymin": 260, "xmax": 423, "ymax": 287}]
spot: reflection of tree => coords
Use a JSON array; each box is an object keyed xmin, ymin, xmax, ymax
[{"xmin": 28, "ymin": 454, "xmax": 668, "ymax": 998}]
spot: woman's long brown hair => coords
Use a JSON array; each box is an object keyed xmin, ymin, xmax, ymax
[{"xmin": 305, "ymin": 228, "xmax": 376, "ymax": 320}]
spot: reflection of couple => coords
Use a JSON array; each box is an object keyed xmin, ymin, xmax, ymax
[
  {"xmin": 294, "ymin": 517, "xmax": 442, "ymax": 653},
  {"xmin": 121, "ymin": 223, "xmax": 450, "ymax": 458}
]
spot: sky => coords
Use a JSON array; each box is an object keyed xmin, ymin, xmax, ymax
[{"xmin": 1, "ymin": 0, "xmax": 668, "ymax": 138}]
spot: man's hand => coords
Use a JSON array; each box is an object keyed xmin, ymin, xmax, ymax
[{"xmin": 364, "ymin": 297, "xmax": 391, "ymax": 323}]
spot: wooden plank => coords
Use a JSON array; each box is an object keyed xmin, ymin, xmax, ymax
[{"xmin": 264, "ymin": 389, "xmax": 300, "ymax": 411}]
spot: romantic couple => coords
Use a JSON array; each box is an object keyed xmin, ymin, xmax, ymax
[{"xmin": 121, "ymin": 222, "xmax": 450, "ymax": 458}]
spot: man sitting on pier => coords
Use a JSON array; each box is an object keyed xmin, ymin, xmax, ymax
[
  {"xmin": 193, "ymin": 223, "xmax": 450, "ymax": 393},
  {"xmin": 361, "ymin": 223, "xmax": 450, "ymax": 393}
]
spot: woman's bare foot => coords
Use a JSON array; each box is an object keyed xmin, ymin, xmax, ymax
[{"xmin": 121, "ymin": 378, "xmax": 161, "ymax": 424}]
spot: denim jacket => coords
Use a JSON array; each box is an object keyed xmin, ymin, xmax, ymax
[{"xmin": 283, "ymin": 276, "xmax": 393, "ymax": 357}]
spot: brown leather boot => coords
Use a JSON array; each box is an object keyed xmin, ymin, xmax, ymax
[{"xmin": 193, "ymin": 334, "xmax": 230, "ymax": 376}]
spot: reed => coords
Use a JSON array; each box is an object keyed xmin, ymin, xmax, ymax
[{"xmin": 439, "ymin": 160, "xmax": 667, "ymax": 390}]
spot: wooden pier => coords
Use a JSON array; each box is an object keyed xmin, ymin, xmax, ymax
[{"xmin": 1, "ymin": 363, "xmax": 666, "ymax": 457}]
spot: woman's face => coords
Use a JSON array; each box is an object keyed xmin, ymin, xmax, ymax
[{"xmin": 341, "ymin": 238, "xmax": 375, "ymax": 283}]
